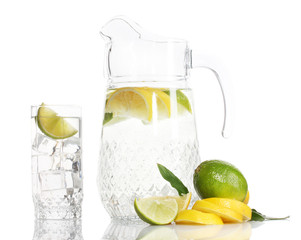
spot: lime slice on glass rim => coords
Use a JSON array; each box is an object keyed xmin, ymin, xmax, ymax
[
  {"xmin": 134, "ymin": 197, "xmax": 178, "ymax": 225},
  {"xmin": 37, "ymin": 103, "xmax": 78, "ymax": 139}
]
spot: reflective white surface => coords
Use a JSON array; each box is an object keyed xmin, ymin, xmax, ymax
[
  {"xmin": 99, "ymin": 220, "xmax": 294, "ymax": 240},
  {"xmin": 30, "ymin": 218, "xmax": 295, "ymax": 240}
]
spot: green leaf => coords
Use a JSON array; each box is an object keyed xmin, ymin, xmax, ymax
[
  {"xmin": 251, "ymin": 209, "xmax": 290, "ymax": 221},
  {"xmin": 157, "ymin": 163, "xmax": 189, "ymax": 196}
]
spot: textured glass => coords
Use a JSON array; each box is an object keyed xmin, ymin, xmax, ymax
[{"xmin": 31, "ymin": 105, "xmax": 82, "ymax": 219}]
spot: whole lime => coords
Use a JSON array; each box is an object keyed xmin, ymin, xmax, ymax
[{"xmin": 193, "ymin": 160, "xmax": 248, "ymax": 202}]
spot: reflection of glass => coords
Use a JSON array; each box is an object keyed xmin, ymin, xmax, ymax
[
  {"xmin": 31, "ymin": 105, "xmax": 82, "ymax": 219},
  {"xmin": 33, "ymin": 219, "xmax": 83, "ymax": 240},
  {"xmin": 136, "ymin": 223, "xmax": 252, "ymax": 240},
  {"xmin": 101, "ymin": 221, "xmax": 146, "ymax": 240}
]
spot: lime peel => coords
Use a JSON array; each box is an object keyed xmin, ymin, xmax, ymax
[{"xmin": 134, "ymin": 198, "xmax": 178, "ymax": 225}]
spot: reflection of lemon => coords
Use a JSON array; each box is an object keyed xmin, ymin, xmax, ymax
[
  {"xmin": 37, "ymin": 103, "xmax": 78, "ymax": 139},
  {"xmin": 149, "ymin": 193, "xmax": 192, "ymax": 214},
  {"xmin": 192, "ymin": 200, "xmax": 243, "ymax": 223},
  {"xmin": 210, "ymin": 222, "xmax": 252, "ymax": 240},
  {"xmin": 175, "ymin": 225, "xmax": 223, "ymax": 239},
  {"xmin": 175, "ymin": 210, "xmax": 223, "ymax": 225},
  {"xmin": 134, "ymin": 198, "xmax": 178, "ymax": 225},
  {"xmin": 204, "ymin": 198, "xmax": 252, "ymax": 221},
  {"xmin": 137, "ymin": 226, "xmax": 178, "ymax": 240}
]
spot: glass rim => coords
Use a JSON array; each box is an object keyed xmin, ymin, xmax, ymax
[
  {"xmin": 31, "ymin": 104, "xmax": 81, "ymax": 109},
  {"xmin": 31, "ymin": 104, "xmax": 82, "ymax": 117}
]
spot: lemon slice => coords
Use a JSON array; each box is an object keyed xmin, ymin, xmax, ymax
[
  {"xmin": 204, "ymin": 198, "xmax": 252, "ymax": 221},
  {"xmin": 243, "ymin": 191, "xmax": 250, "ymax": 204},
  {"xmin": 175, "ymin": 209, "xmax": 223, "ymax": 225},
  {"xmin": 106, "ymin": 88, "xmax": 153, "ymax": 122},
  {"xmin": 149, "ymin": 193, "xmax": 192, "ymax": 213},
  {"xmin": 192, "ymin": 200, "xmax": 243, "ymax": 223},
  {"xmin": 134, "ymin": 198, "xmax": 178, "ymax": 225},
  {"xmin": 153, "ymin": 89, "xmax": 171, "ymax": 119},
  {"xmin": 37, "ymin": 104, "xmax": 78, "ymax": 139}
]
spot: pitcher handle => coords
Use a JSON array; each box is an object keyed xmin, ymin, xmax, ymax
[{"xmin": 190, "ymin": 51, "xmax": 234, "ymax": 138}]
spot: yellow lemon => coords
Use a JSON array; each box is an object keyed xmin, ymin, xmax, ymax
[
  {"xmin": 175, "ymin": 210, "xmax": 223, "ymax": 225},
  {"xmin": 192, "ymin": 200, "xmax": 244, "ymax": 223},
  {"xmin": 204, "ymin": 198, "xmax": 252, "ymax": 221},
  {"xmin": 243, "ymin": 191, "xmax": 250, "ymax": 204}
]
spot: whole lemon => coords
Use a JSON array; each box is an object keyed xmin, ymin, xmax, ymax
[{"xmin": 193, "ymin": 160, "xmax": 248, "ymax": 202}]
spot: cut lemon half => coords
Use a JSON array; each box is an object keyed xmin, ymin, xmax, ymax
[
  {"xmin": 192, "ymin": 200, "xmax": 244, "ymax": 223},
  {"xmin": 37, "ymin": 104, "xmax": 78, "ymax": 139},
  {"xmin": 134, "ymin": 198, "xmax": 178, "ymax": 225},
  {"xmin": 175, "ymin": 209, "xmax": 223, "ymax": 225},
  {"xmin": 149, "ymin": 193, "xmax": 192, "ymax": 213},
  {"xmin": 204, "ymin": 198, "xmax": 252, "ymax": 221}
]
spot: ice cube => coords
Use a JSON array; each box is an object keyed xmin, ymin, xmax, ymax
[
  {"xmin": 63, "ymin": 171, "xmax": 82, "ymax": 189},
  {"xmin": 39, "ymin": 171, "xmax": 64, "ymax": 191},
  {"xmin": 63, "ymin": 137, "xmax": 81, "ymax": 154},
  {"xmin": 32, "ymin": 133, "xmax": 61, "ymax": 155},
  {"xmin": 72, "ymin": 172, "xmax": 83, "ymax": 189},
  {"xmin": 35, "ymin": 155, "xmax": 55, "ymax": 172},
  {"xmin": 61, "ymin": 153, "xmax": 81, "ymax": 171}
]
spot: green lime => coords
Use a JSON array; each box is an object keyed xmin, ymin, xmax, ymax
[
  {"xmin": 134, "ymin": 198, "xmax": 178, "ymax": 225},
  {"xmin": 37, "ymin": 103, "xmax": 78, "ymax": 139},
  {"xmin": 193, "ymin": 160, "xmax": 248, "ymax": 202},
  {"xmin": 163, "ymin": 89, "xmax": 192, "ymax": 113}
]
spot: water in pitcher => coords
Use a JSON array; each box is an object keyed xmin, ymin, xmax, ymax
[{"xmin": 98, "ymin": 87, "xmax": 200, "ymax": 220}]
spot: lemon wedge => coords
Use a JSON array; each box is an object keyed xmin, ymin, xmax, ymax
[
  {"xmin": 243, "ymin": 191, "xmax": 250, "ymax": 204},
  {"xmin": 192, "ymin": 200, "xmax": 244, "ymax": 223},
  {"xmin": 175, "ymin": 209, "xmax": 223, "ymax": 225},
  {"xmin": 204, "ymin": 198, "xmax": 252, "ymax": 221}
]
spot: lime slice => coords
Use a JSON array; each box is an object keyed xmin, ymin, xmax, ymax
[
  {"xmin": 134, "ymin": 198, "xmax": 178, "ymax": 225},
  {"xmin": 149, "ymin": 193, "xmax": 192, "ymax": 213},
  {"xmin": 163, "ymin": 89, "xmax": 192, "ymax": 113},
  {"xmin": 37, "ymin": 103, "xmax": 78, "ymax": 139}
]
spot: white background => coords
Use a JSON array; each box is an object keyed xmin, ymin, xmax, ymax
[{"xmin": 0, "ymin": 0, "xmax": 300, "ymax": 239}]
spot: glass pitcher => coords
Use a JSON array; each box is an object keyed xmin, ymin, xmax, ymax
[{"xmin": 97, "ymin": 17, "xmax": 232, "ymax": 221}]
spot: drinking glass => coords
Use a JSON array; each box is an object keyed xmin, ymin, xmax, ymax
[{"xmin": 31, "ymin": 105, "xmax": 82, "ymax": 219}]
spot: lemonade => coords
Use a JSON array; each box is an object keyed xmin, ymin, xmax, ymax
[{"xmin": 98, "ymin": 87, "xmax": 200, "ymax": 220}]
